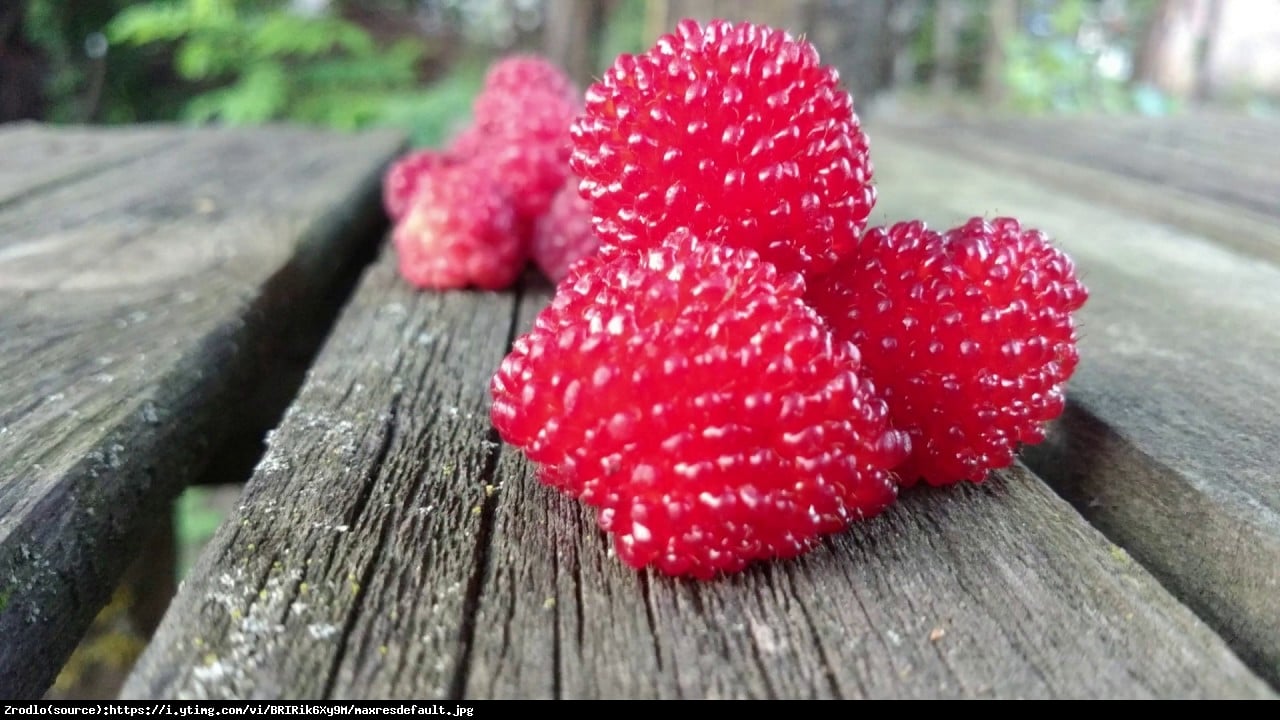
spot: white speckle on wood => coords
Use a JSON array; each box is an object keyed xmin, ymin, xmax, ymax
[
  {"xmin": 749, "ymin": 618, "xmax": 785, "ymax": 655},
  {"xmin": 140, "ymin": 402, "xmax": 160, "ymax": 424},
  {"xmin": 307, "ymin": 623, "xmax": 339, "ymax": 640}
]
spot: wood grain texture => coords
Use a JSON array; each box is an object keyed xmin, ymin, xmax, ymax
[
  {"xmin": 882, "ymin": 123, "xmax": 1280, "ymax": 267},
  {"xmin": 127, "ymin": 259, "xmax": 1270, "ymax": 699},
  {"xmin": 869, "ymin": 128, "xmax": 1280, "ymax": 686},
  {"xmin": 122, "ymin": 250, "xmax": 521, "ymax": 700},
  {"xmin": 0, "ymin": 125, "xmax": 404, "ymax": 699},
  {"xmin": 939, "ymin": 116, "xmax": 1280, "ymax": 221},
  {"xmin": 0, "ymin": 122, "xmax": 182, "ymax": 208},
  {"xmin": 461, "ymin": 287, "xmax": 1269, "ymax": 700}
]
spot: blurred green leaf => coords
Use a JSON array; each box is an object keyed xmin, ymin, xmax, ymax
[
  {"xmin": 368, "ymin": 58, "xmax": 486, "ymax": 147},
  {"xmin": 175, "ymin": 486, "xmax": 228, "ymax": 577},
  {"xmin": 106, "ymin": 0, "xmax": 435, "ymax": 130},
  {"xmin": 108, "ymin": 4, "xmax": 196, "ymax": 44},
  {"xmin": 175, "ymin": 37, "xmax": 217, "ymax": 79},
  {"xmin": 251, "ymin": 14, "xmax": 375, "ymax": 59},
  {"xmin": 1050, "ymin": 0, "xmax": 1087, "ymax": 35},
  {"xmin": 190, "ymin": 0, "xmax": 236, "ymax": 24},
  {"xmin": 1002, "ymin": 0, "xmax": 1167, "ymax": 116},
  {"xmin": 598, "ymin": 0, "xmax": 647, "ymax": 75},
  {"xmin": 176, "ymin": 488, "xmax": 224, "ymax": 544},
  {"xmin": 296, "ymin": 48, "xmax": 421, "ymax": 89},
  {"xmin": 184, "ymin": 60, "xmax": 287, "ymax": 124}
]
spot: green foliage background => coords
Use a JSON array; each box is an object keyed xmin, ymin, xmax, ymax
[
  {"xmin": 108, "ymin": 0, "xmax": 423, "ymax": 128},
  {"xmin": 1003, "ymin": 0, "xmax": 1171, "ymax": 114},
  {"xmin": 17, "ymin": 0, "xmax": 1196, "ymax": 580},
  {"xmin": 27, "ymin": 0, "xmax": 182, "ymax": 123},
  {"xmin": 27, "ymin": 0, "xmax": 490, "ymax": 146},
  {"xmin": 24, "ymin": 0, "xmax": 1186, "ymax": 136}
]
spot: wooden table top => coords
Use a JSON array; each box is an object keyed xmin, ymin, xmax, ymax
[
  {"xmin": 1, "ymin": 116, "xmax": 1276, "ymax": 699},
  {"xmin": 0, "ymin": 122, "xmax": 405, "ymax": 698}
]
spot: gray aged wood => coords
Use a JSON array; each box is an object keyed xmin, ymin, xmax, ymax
[
  {"xmin": 0, "ymin": 125, "xmax": 404, "ymax": 699},
  {"xmin": 0, "ymin": 122, "xmax": 181, "ymax": 209},
  {"xmin": 123, "ymin": 251, "xmax": 520, "ymax": 700},
  {"xmin": 886, "ymin": 121, "xmax": 1280, "ymax": 267},
  {"xmin": 127, "ymin": 250, "xmax": 1270, "ymax": 699},
  {"xmin": 461, "ymin": 289, "xmax": 1269, "ymax": 700},
  {"xmin": 870, "ymin": 129, "xmax": 1280, "ymax": 687},
  {"xmin": 942, "ymin": 116, "xmax": 1280, "ymax": 221}
]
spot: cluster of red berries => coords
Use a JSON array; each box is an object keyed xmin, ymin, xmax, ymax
[
  {"xmin": 392, "ymin": 20, "xmax": 1088, "ymax": 579},
  {"xmin": 383, "ymin": 56, "xmax": 599, "ymax": 288}
]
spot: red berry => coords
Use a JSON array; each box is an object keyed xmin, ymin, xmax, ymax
[
  {"xmin": 531, "ymin": 180, "xmax": 599, "ymax": 282},
  {"xmin": 475, "ymin": 55, "xmax": 579, "ymax": 107},
  {"xmin": 807, "ymin": 218, "xmax": 1088, "ymax": 485},
  {"xmin": 393, "ymin": 165, "xmax": 524, "ymax": 290},
  {"xmin": 477, "ymin": 137, "xmax": 572, "ymax": 224},
  {"xmin": 383, "ymin": 149, "xmax": 460, "ymax": 221},
  {"xmin": 570, "ymin": 18, "xmax": 874, "ymax": 278},
  {"xmin": 467, "ymin": 56, "xmax": 581, "ymax": 222},
  {"xmin": 491, "ymin": 231, "xmax": 908, "ymax": 578}
]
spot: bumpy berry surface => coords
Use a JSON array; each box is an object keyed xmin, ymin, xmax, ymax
[
  {"xmin": 466, "ymin": 56, "xmax": 581, "ymax": 222},
  {"xmin": 807, "ymin": 218, "xmax": 1088, "ymax": 485},
  {"xmin": 491, "ymin": 232, "xmax": 908, "ymax": 578},
  {"xmin": 474, "ymin": 55, "xmax": 579, "ymax": 106},
  {"xmin": 531, "ymin": 180, "xmax": 599, "ymax": 282},
  {"xmin": 383, "ymin": 149, "xmax": 460, "ymax": 221},
  {"xmin": 393, "ymin": 166, "xmax": 524, "ymax": 290},
  {"xmin": 570, "ymin": 18, "xmax": 874, "ymax": 277}
]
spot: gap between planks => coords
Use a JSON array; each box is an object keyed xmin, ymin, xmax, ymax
[
  {"xmin": 868, "ymin": 125, "xmax": 1280, "ymax": 689},
  {"xmin": 0, "ymin": 125, "xmax": 404, "ymax": 699},
  {"xmin": 125, "ymin": 246, "xmax": 1272, "ymax": 699}
]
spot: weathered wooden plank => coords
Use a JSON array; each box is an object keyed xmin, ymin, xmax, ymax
[
  {"xmin": 0, "ymin": 125, "xmax": 404, "ymax": 699},
  {"xmin": 0, "ymin": 122, "xmax": 181, "ymax": 208},
  {"xmin": 869, "ymin": 127, "xmax": 1280, "ymax": 687},
  {"xmin": 885, "ymin": 123, "xmax": 1280, "ymax": 267},
  {"xmin": 127, "ymin": 257, "xmax": 1270, "ymax": 698},
  {"xmin": 122, "ymin": 249, "xmax": 520, "ymax": 700},
  {"xmin": 1105, "ymin": 117, "xmax": 1280, "ymax": 167},
  {"xmin": 460, "ymin": 288, "xmax": 1269, "ymax": 700},
  {"xmin": 942, "ymin": 118, "xmax": 1280, "ymax": 220},
  {"xmin": 971, "ymin": 114, "xmax": 1280, "ymax": 168}
]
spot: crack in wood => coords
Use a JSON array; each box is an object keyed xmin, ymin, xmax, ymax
[
  {"xmin": 322, "ymin": 392, "xmax": 402, "ymax": 697},
  {"xmin": 447, "ymin": 283, "xmax": 526, "ymax": 700}
]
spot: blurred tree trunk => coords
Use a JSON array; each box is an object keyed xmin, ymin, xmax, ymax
[
  {"xmin": 931, "ymin": 0, "xmax": 963, "ymax": 93},
  {"xmin": 1132, "ymin": 0, "xmax": 1203, "ymax": 97},
  {"xmin": 890, "ymin": 0, "xmax": 924, "ymax": 88},
  {"xmin": 543, "ymin": 0, "xmax": 607, "ymax": 87},
  {"xmin": 646, "ymin": 0, "xmax": 715, "ymax": 39},
  {"xmin": 716, "ymin": 0, "xmax": 810, "ymax": 33},
  {"xmin": 640, "ymin": 0, "xmax": 902, "ymax": 104},
  {"xmin": 981, "ymin": 0, "xmax": 1018, "ymax": 105},
  {"xmin": 0, "ymin": 3, "xmax": 47, "ymax": 122},
  {"xmin": 804, "ymin": 0, "xmax": 896, "ymax": 103},
  {"xmin": 643, "ymin": 1, "xmax": 806, "ymax": 63},
  {"xmin": 1133, "ymin": 0, "xmax": 1178, "ymax": 87},
  {"xmin": 1193, "ymin": 0, "xmax": 1224, "ymax": 102}
]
